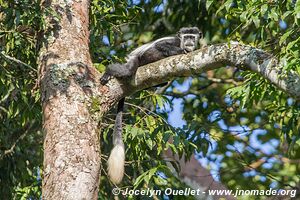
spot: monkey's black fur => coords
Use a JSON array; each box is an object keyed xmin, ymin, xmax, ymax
[
  {"xmin": 100, "ymin": 27, "xmax": 202, "ymax": 84},
  {"xmin": 103, "ymin": 27, "xmax": 202, "ymax": 184}
]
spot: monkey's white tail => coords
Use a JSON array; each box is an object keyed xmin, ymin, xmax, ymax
[{"xmin": 107, "ymin": 144, "xmax": 125, "ymax": 184}]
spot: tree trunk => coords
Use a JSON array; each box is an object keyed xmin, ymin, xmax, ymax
[{"xmin": 39, "ymin": 0, "xmax": 100, "ymax": 199}]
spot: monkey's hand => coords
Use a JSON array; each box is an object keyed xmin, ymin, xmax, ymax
[{"xmin": 100, "ymin": 73, "xmax": 111, "ymax": 85}]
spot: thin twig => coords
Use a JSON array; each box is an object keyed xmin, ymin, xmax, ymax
[
  {"xmin": 0, "ymin": 120, "xmax": 38, "ymax": 159},
  {"xmin": 0, "ymin": 51, "xmax": 37, "ymax": 72}
]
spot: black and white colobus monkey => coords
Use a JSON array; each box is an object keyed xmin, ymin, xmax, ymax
[{"xmin": 101, "ymin": 27, "xmax": 202, "ymax": 184}]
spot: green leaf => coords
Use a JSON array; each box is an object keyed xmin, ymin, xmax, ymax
[
  {"xmin": 279, "ymin": 30, "xmax": 293, "ymax": 45},
  {"xmin": 286, "ymin": 39, "xmax": 299, "ymax": 51},
  {"xmin": 153, "ymin": 176, "xmax": 168, "ymax": 185},
  {"xmin": 252, "ymin": 16, "xmax": 260, "ymax": 28},
  {"xmin": 133, "ymin": 167, "xmax": 158, "ymax": 189},
  {"xmin": 240, "ymin": 11, "xmax": 248, "ymax": 22},
  {"xmin": 269, "ymin": 8, "xmax": 279, "ymax": 21},
  {"xmin": 156, "ymin": 95, "xmax": 164, "ymax": 109},
  {"xmin": 206, "ymin": 0, "xmax": 214, "ymax": 11},
  {"xmin": 163, "ymin": 132, "xmax": 171, "ymax": 143},
  {"xmin": 173, "ymin": 136, "xmax": 180, "ymax": 146},
  {"xmin": 260, "ymin": 4, "xmax": 268, "ymax": 15},
  {"xmin": 130, "ymin": 126, "xmax": 139, "ymax": 139},
  {"xmin": 225, "ymin": 0, "xmax": 233, "ymax": 11},
  {"xmin": 146, "ymin": 138, "xmax": 153, "ymax": 150}
]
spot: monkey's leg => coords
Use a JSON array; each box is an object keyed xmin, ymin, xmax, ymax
[
  {"xmin": 100, "ymin": 62, "xmax": 131, "ymax": 85},
  {"xmin": 118, "ymin": 57, "xmax": 140, "ymax": 77}
]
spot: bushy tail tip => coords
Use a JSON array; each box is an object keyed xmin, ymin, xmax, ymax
[{"xmin": 107, "ymin": 144, "xmax": 125, "ymax": 184}]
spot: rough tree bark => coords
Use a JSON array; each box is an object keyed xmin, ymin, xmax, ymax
[
  {"xmin": 39, "ymin": 1, "xmax": 300, "ymax": 199},
  {"xmin": 39, "ymin": 0, "xmax": 101, "ymax": 199}
]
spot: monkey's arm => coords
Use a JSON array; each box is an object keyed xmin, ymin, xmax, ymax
[{"xmin": 154, "ymin": 39, "xmax": 184, "ymax": 57}]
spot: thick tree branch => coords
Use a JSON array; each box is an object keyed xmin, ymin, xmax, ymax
[{"xmin": 103, "ymin": 42, "xmax": 300, "ymax": 109}]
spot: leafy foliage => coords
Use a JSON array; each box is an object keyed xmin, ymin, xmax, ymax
[
  {"xmin": 94, "ymin": 0, "xmax": 299, "ymax": 199},
  {"xmin": 0, "ymin": 0, "xmax": 44, "ymax": 198}
]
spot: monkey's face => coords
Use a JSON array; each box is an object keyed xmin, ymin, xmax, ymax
[
  {"xmin": 180, "ymin": 34, "xmax": 200, "ymax": 52},
  {"xmin": 178, "ymin": 27, "xmax": 202, "ymax": 52}
]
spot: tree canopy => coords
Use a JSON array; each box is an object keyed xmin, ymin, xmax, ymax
[{"xmin": 0, "ymin": 0, "xmax": 299, "ymax": 199}]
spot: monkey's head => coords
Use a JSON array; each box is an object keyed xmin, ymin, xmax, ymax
[{"xmin": 178, "ymin": 27, "xmax": 202, "ymax": 52}]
